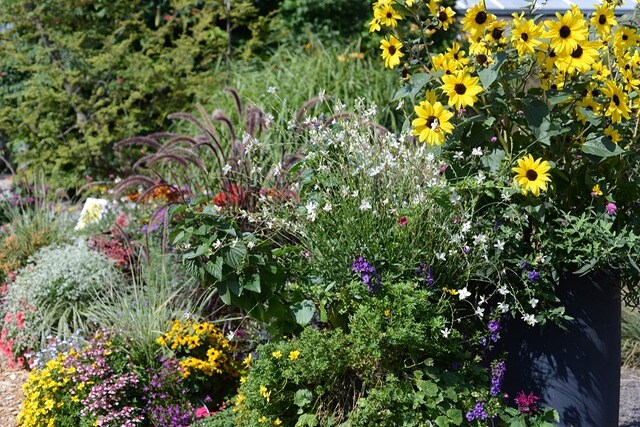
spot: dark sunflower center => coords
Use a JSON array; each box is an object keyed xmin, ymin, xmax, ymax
[
  {"xmin": 425, "ymin": 116, "xmax": 438, "ymax": 129},
  {"xmin": 386, "ymin": 12, "xmax": 393, "ymax": 18},
  {"xmin": 388, "ymin": 45, "xmax": 396, "ymax": 55},
  {"xmin": 453, "ymin": 52, "xmax": 459, "ymax": 59},
  {"xmin": 592, "ymin": 89, "xmax": 600, "ymax": 97},
  {"xmin": 598, "ymin": 14, "xmax": 607, "ymax": 25},
  {"xmin": 526, "ymin": 169, "xmax": 538, "ymax": 181},
  {"xmin": 438, "ymin": 11, "xmax": 448, "ymax": 22},
  {"xmin": 570, "ymin": 45, "xmax": 583, "ymax": 59},
  {"xmin": 559, "ymin": 25, "xmax": 571, "ymax": 39},
  {"xmin": 454, "ymin": 83, "xmax": 467, "ymax": 95},
  {"xmin": 625, "ymin": 64, "xmax": 631, "ymax": 70},
  {"xmin": 476, "ymin": 54, "xmax": 488, "ymax": 65},
  {"xmin": 613, "ymin": 94, "xmax": 620, "ymax": 106},
  {"xmin": 492, "ymin": 28, "xmax": 504, "ymax": 40},
  {"xmin": 521, "ymin": 33, "xmax": 529, "ymax": 42},
  {"xmin": 623, "ymin": 34, "xmax": 629, "ymax": 41},
  {"xmin": 549, "ymin": 49, "xmax": 557, "ymax": 58},
  {"xmin": 475, "ymin": 11, "xmax": 487, "ymax": 25}
]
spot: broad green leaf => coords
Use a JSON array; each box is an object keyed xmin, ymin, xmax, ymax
[
  {"xmin": 204, "ymin": 257, "xmax": 223, "ymax": 281},
  {"xmin": 294, "ymin": 389, "xmax": 313, "ymax": 408},
  {"xmin": 582, "ymin": 134, "xmax": 625, "ymax": 159},
  {"xmin": 296, "ymin": 414, "xmax": 319, "ymax": 427},
  {"xmin": 223, "ymin": 242, "xmax": 247, "ymax": 269},
  {"xmin": 547, "ymin": 90, "xmax": 572, "ymax": 105},
  {"xmin": 477, "ymin": 51, "xmax": 506, "ymax": 89},
  {"xmin": 522, "ymin": 97, "xmax": 550, "ymax": 129},
  {"xmin": 481, "ymin": 149, "xmax": 505, "ymax": 172},
  {"xmin": 291, "ymin": 300, "xmax": 316, "ymax": 326},
  {"xmin": 217, "ymin": 283, "xmax": 231, "ymax": 304},
  {"xmin": 446, "ymin": 409, "xmax": 463, "ymax": 425},
  {"xmin": 435, "ymin": 416, "xmax": 449, "ymax": 427},
  {"xmin": 243, "ymin": 274, "xmax": 261, "ymax": 293}
]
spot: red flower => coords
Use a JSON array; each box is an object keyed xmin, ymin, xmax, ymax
[
  {"xmin": 195, "ymin": 406, "xmax": 210, "ymax": 419},
  {"xmin": 213, "ymin": 192, "xmax": 228, "ymax": 207},
  {"xmin": 397, "ymin": 216, "xmax": 408, "ymax": 227}
]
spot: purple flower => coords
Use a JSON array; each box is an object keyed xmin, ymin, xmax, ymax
[
  {"xmin": 528, "ymin": 270, "xmax": 540, "ymax": 282},
  {"xmin": 466, "ymin": 402, "xmax": 488, "ymax": 421},
  {"xmin": 490, "ymin": 136, "xmax": 498, "ymax": 143},
  {"xmin": 487, "ymin": 320, "xmax": 501, "ymax": 334},
  {"xmin": 490, "ymin": 361, "xmax": 506, "ymax": 396},
  {"xmin": 519, "ymin": 259, "xmax": 529, "ymax": 270},
  {"xmin": 352, "ymin": 256, "xmax": 382, "ymax": 291},
  {"xmin": 605, "ymin": 202, "xmax": 617, "ymax": 216},
  {"xmin": 417, "ymin": 263, "xmax": 434, "ymax": 286}
]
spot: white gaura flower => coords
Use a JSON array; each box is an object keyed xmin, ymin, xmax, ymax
[
  {"xmin": 305, "ymin": 201, "xmax": 318, "ymax": 222},
  {"xmin": 458, "ymin": 287, "xmax": 471, "ymax": 300},
  {"xmin": 436, "ymin": 252, "xmax": 446, "ymax": 261},
  {"xmin": 359, "ymin": 199, "xmax": 372, "ymax": 211},
  {"xmin": 471, "ymin": 147, "xmax": 483, "ymax": 157},
  {"xmin": 497, "ymin": 302, "xmax": 510, "ymax": 313},
  {"xmin": 323, "ymin": 203, "xmax": 333, "ymax": 212},
  {"xmin": 529, "ymin": 298, "xmax": 539, "ymax": 308},
  {"xmin": 441, "ymin": 327, "xmax": 451, "ymax": 338},
  {"xmin": 494, "ymin": 240, "xmax": 505, "ymax": 251},
  {"xmin": 498, "ymin": 285, "xmax": 510, "ymax": 295},
  {"xmin": 522, "ymin": 313, "xmax": 538, "ymax": 326},
  {"xmin": 475, "ymin": 306, "xmax": 485, "ymax": 317}
]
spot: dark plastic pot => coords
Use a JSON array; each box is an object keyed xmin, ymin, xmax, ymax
[{"xmin": 501, "ymin": 272, "xmax": 621, "ymax": 427}]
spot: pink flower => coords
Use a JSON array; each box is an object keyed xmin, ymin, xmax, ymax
[
  {"xmin": 397, "ymin": 216, "xmax": 408, "ymax": 227},
  {"xmin": 605, "ymin": 202, "xmax": 617, "ymax": 216},
  {"xmin": 195, "ymin": 406, "xmax": 210, "ymax": 419},
  {"xmin": 16, "ymin": 311, "xmax": 25, "ymax": 330},
  {"xmin": 115, "ymin": 212, "xmax": 130, "ymax": 229},
  {"xmin": 514, "ymin": 391, "xmax": 539, "ymax": 415}
]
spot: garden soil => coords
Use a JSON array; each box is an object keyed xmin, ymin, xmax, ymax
[{"xmin": 0, "ymin": 355, "xmax": 638, "ymax": 427}]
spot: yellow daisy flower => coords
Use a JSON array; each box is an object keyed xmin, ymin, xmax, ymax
[
  {"xmin": 555, "ymin": 41, "xmax": 600, "ymax": 74},
  {"xmin": 512, "ymin": 154, "xmax": 552, "ymax": 197},
  {"xmin": 461, "ymin": 2, "xmax": 495, "ymax": 36},
  {"xmin": 604, "ymin": 126, "xmax": 621, "ymax": 144},
  {"xmin": 591, "ymin": 184, "xmax": 603, "ymax": 196},
  {"xmin": 288, "ymin": 350, "xmax": 301, "ymax": 360},
  {"xmin": 544, "ymin": 8, "xmax": 588, "ymax": 56},
  {"xmin": 602, "ymin": 79, "xmax": 631, "ymax": 123},
  {"xmin": 511, "ymin": 13, "xmax": 544, "ymax": 56},
  {"xmin": 411, "ymin": 100, "xmax": 455, "ymax": 146},
  {"xmin": 436, "ymin": 6, "xmax": 455, "ymax": 30},
  {"xmin": 380, "ymin": 36, "xmax": 404, "ymax": 69},
  {"xmin": 441, "ymin": 71, "xmax": 483, "ymax": 110},
  {"xmin": 272, "ymin": 351, "xmax": 283, "ymax": 359},
  {"xmin": 590, "ymin": 3, "xmax": 617, "ymax": 36},
  {"xmin": 375, "ymin": 4, "xmax": 402, "ymax": 28}
]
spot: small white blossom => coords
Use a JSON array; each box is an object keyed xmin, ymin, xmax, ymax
[
  {"xmin": 213, "ymin": 239, "xmax": 222, "ymax": 250},
  {"xmin": 472, "ymin": 234, "xmax": 487, "ymax": 246},
  {"xmin": 498, "ymin": 285, "xmax": 510, "ymax": 295},
  {"xmin": 247, "ymin": 241, "xmax": 255, "ymax": 250},
  {"xmin": 453, "ymin": 151, "xmax": 465, "ymax": 160},
  {"xmin": 497, "ymin": 302, "xmax": 510, "ymax": 313},
  {"xmin": 267, "ymin": 86, "xmax": 277, "ymax": 94},
  {"xmin": 494, "ymin": 240, "xmax": 505, "ymax": 251},
  {"xmin": 475, "ymin": 306, "xmax": 485, "ymax": 317},
  {"xmin": 318, "ymin": 89, "xmax": 326, "ymax": 101},
  {"xmin": 529, "ymin": 298, "xmax": 539, "ymax": 308},
  {"xmin": 395, "ymin": 99, "xmax": 404, "ymax": 110},
  {"xmin": 450, "ymin": 192, "xmax": 461, "ymax": 204},
  {"xmin": 305, "ymin": 201, "xmax": 318, "ymax": 222},
  {"xmin": 458, "ymin": 287, "xmax": 471, "ymax": 300},
  {"xmin": 461, "ymin": 221, "xmax": 472, "ymax": 234},
  {"xmin": 436, "ymin": 252, "xmax": 446, "ymax": 261},
  {"xmin": 522, "ymin": 313, "xmax": 538, "ymax": 326},
  {"xmin": 471, "ymin": 147, "xmax": 483, "ymax": 157},
  {"xmin": 359, "ymin": 199, "xmax": 372, "ymax": 211},
  {"xmin": 441, "ymin": 328, "xmax": 451, "ymax": 338},
  {"xmin": 226, "ymin": 331, "xmax": 236, "ymax": 341}
]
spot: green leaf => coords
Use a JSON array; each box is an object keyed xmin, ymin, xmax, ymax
[
  {"xmin": 291, "ymin": 300, "xmax": 317, "ymax": 326},
  {"xmin": 416, "ymin": 380, "xmax": 439, "ymax": 397},
  {"xmin": 204, "ymin": 257, "xmax": 224, "ymax": 281},
  {"xmin": 296, "ymin": 413, "xmax": 319, "ymax": 427},
  {"xmin": 217, "ymin": 283, "xmax": 231, "ymax": 304},
  {"xmin": 547, "ymin": 90, "xmax": 572, "ymax": 105},
  {"xmin": 243, "ymin": 274, "xmax": 261, "ymax": 293},
  {"xmin": 446, "ymin": 409, "xmax": 463, "ymax": 425},
  {"xmin": 223, "ymin": 242, "xmax": 247, "ymax": 269},
  {"xmin": 434, "ymin": 416, "xmax": 449, "ymax": 427},
  {"xmin": 294, "ymin": 389, "xmax": 313, "ymax": 409},
  {"xmin": 477, "ymin": 51, "xmax": 506, "ymax": 89},
  {"xmin": 391, "ymin": 71, "xmax": 443, "ymax": 101},
  {"xmin": 522, "ymin": 97, "xmax": 550, "ymax": 130},
  {"xmin": 481, "ymin": 149, "xmax": 505, "ymax": 172},
  {"xmin": 582, "ymin": 134, "xmax": 625, "ymax": 159}
]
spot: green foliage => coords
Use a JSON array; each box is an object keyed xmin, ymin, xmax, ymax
[
  {"xmin": 622, "ymin": 305, "xmax": 640, "ymax": 369},
  {"xmin": 0, "ymin": 0, "xmax": 262, "ymax": 189},
  {"xmin": 2, "ymin": 240, "xmax": 125, "ymax": 356}
]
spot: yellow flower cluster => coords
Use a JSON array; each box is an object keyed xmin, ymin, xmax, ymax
[
  {"xmin": 157, "ymin": 319, "xmax": 236, "ymax": 378},
  {"xmin": 18, "ymin": 355, "xmax": 79, "ymax": 427}
]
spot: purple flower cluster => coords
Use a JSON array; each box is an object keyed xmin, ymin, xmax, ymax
[
  {"xmin": 142, "ymin": 358, "xmax": 194, "ymax": 427},
  {"xmin": 465, "ymin": 401, "xmax": 488, "ymax": 421},
  {"xmin": 488, "ymin": 320, "xmax": 501, "ymax": 343},
  {"xmin": 352, "ymin": 256, "xmax": 382, "ymax": 291},
  {"xmin": 528, "ymin": 270, "xmax": 540, "ymax": 282},
  {"xmin": 417, "ymin": 263, "xmax": 435, "ymax": 286},
  {"xmin": 490, "ymin": 361, "xmax": 506, "ymax": 396}
]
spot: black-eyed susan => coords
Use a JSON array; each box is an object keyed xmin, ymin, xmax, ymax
[
  {"xmin": 380, "ymin": 35, "xmax": 404, "ymax": 69},
  {"xmin": 375, "ymin": 3, "xmax": 402, "ymax": 28},
  {"xmin": 556, "ymin": 41, "xmax": 599, "ymax": 74},
  {"xmin": 412, "ymin": 100, "xmax": 455, "ymax": 146},
  {"xmin": 444, "ymin": 42, "xmax": 470, "ymax": 67},
  {"xmin": 441, "ymin": 71, "xmax": 483, "ymax": 109},
  {"xmin": 485, "ymin": 20, "xmax": 508, "ymax": 46},
  {"xmin": 592, "ymin": 61, "xmax": 611, "ymax": 81},
  {"xmin": 602, "ymin": 79, "xmax": 631, "ymax": 123},
  {"xmin": 511, "ymin": 13, "xmax": 544, "ymax": 56},
  {"xmin": 590, "ymin": 3, "xmax": 617, "ymax": 36},
  {"xmin": 436, "ymin": 6, "xmax": 456, "ymax": 30},
  {"xmin": 512, "ymin": 154, "xmax": 552, "ymax": 197},
  {"xmin": 536, "ymin": 44, "xmax": 558, "ymax": 73},
  {"xmin": 544, "ymin": 8, "xmax": 588, "ymax": 56},
  {"xmin": 369, "ymin": 17, "xmax": 381, "ymax": 33},
  {"xmin": 461, "ymin": 2, "xmax": 495, "ymax": 36},
  {"xmin": 604, "ymin": 126, "xmax": 622, "ymax": 144}
]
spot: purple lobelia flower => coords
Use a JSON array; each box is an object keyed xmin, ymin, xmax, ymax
[{"xmin": 352, "ymin": 256, "xmax": 382, "ymax": 291}]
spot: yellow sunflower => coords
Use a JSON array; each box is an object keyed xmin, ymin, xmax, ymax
[
  {"xmin": 375, "ymin": 3, "xmax": 402, "ymax": 28},
  {"xmin": 436, "ymin": 6, "xmax": 456, "ymax": 30},
  {"xmin": 512, "ymin": 154, "xmax": 552, "ymax": 197},
  {"xmin": 591, "ymin": 61, "xmax": 610, "ymax": 81},
  {"xmin": 555, "ymin": 41, "xmax": 600, "ymax": 74},
  {"xmin": 380, "ymin": 35, "xmax": 404, "ymax": 69},
  {"xmin": 444, "ymin": 42, "xmax": 470, "ymax": 68},
  {"xmin": 441, "ymin": 71, "xmax": 483, "ymax": 110},
  {"xmin": 590, "ymin": 3, "xmax": 617, "ymax": 36},
  {"xmin": 602, "ymin": 79, "xmax": 631, "ymax": 123},
  {"xmin": 511, "ymin": 13, "xmax": 544, "ymax": 56},
  {"xmin": 411, "ymin": 100, "xmax": 455, "ymax": 146},
  {"xmin": 544, "ymin": 9, "xmax": 588, "ymax": 56},
  {"xmin": 604, "ymin": 126, "xmax": 621, "ymax": 144},
  {"xmin": 461, "ymin": 2, "xmax": 495, "ymax": 36},
  {"xmin": 485, "ymin": 20, "xmax": 508, "ymax": 46}
]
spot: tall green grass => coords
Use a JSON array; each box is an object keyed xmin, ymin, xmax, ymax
[
  {"xmin": 201, "ymin": 42, "xmax": 403, "ymax": 132},
  {"xmin": 622, "ymin": 305, "xmax": 640, "ymax": 369}
]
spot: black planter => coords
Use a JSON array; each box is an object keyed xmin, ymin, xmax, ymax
[{"xmin": 501, "ymin": 273, "xmax": 621, "ymax": 427}]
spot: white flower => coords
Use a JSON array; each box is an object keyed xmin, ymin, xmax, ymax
[
  {"xmin": 226, "ymin": 331, "xmax": 236, "ymax": 341},
  {"xmin": 247, "ymin": 241, "xmax": 255, "ymax": 250},
  {"xmin": 498, "ymin": 285, "xmax": 510, "ymax": 295},
  {"xmin": 475, "ymin": 306, "xmax": 485, "ymax": 317},
  {"xmin": 453, "ymin": 151, "xmax": 465, "ymax": 160},
  {"xmin": 461, "ymin": 221, "xmax": 472, "ymax": 234},
  {"xmin": 522, "ymin": 313, "xmax": 538, "ymax": 326},
  {"xmin": 359, "ymin": 199, "xmax": 372, "ymax": 211},
  {"xmin": 497, "ymin": 302, "xmax": 510, "ymax": 313},
  {"xmin": 436, "ymin": 252, "xmax": 446, "ymax": 261},
  {"xmin": 471, "ymin": 147, "xmax": 483, "ymax": 157},
  {"xmin": 450, "ymin": 192, "xmax": 461, "ymax": 204},
  {"xmin": 273, "ymin": 161, "xmax": 283, "ymax": 177},
  {"xmin": 305, "ymin": 201, "xmax": 318, "ymax": 222},
  {"xmin": 494, "ymin": 240, "xmax": 505, "ymax": 251},
  {"xmin": 458, "ymin": 287, "xmax": 471, "ymax": 300},
  {"xmin": 395, "ymin": 99, "xmax": 404, "ymax": 110},
  {"xmin": 529, "ymin": 298, "xmax": 539, "ymax": 308},
  {"xmin": 213, "ymin": 239, "xmax": 222, "ymax": 250},
  {"xmin": 263, "ymin": 113, "xmax": 274, "ymax": 128},
  {"xmin": 318, "ymin": 89, "xmax": 326, "ymax": 101},
  {"xmin": 323, "ymin": 203, "xmax": 333, "ymax": 212},
  {"xmin": 441, "ymin": 327, "xmax": 451, "ymax": 338},
  {"xmin": 75, "ymin": 198, "xmax": 108, "ymax": 231},
  {"xmin": 478, "ymin": 295, "xmax": 487, "ymax": 306},
  {"xmin": 267, "ymin": 86, "xmax": 277, "ymax": 94},
  {"xmin": 501, "ymin": 191, "xmax": 511, "ymax": 202},
  {"xmin": 351, "ymin": 189, "xmax": 359, "ymax": 198},
  {"xmin": 472, "ymin": 234, "xmax": 487, "ymax": 246}
]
